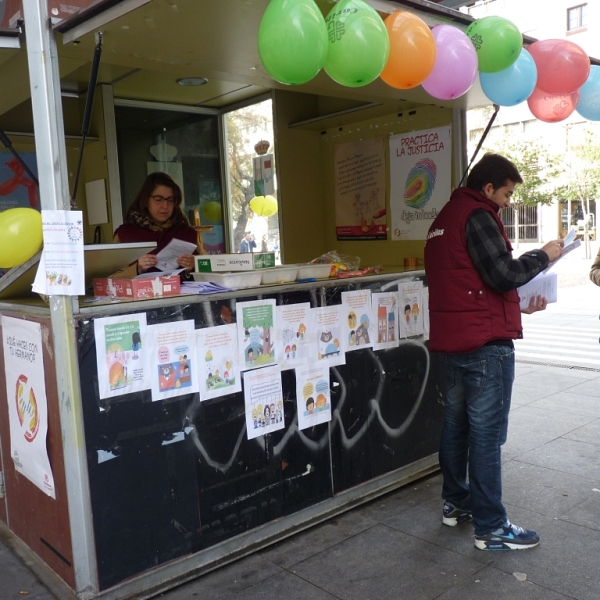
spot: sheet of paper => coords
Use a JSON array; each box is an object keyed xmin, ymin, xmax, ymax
[
  {"xmin": 277, "ymin": 302, "xmax": 316, "ymax": 370},
  {"xmin": 41, "ymin": 210, "xmax": 85, "ymax": 295},
  {"xmin": 155, "ymin": 238, "xmax": 197, "ymax": 271},
  {"xmin": 545, "ymin": 239, "xmax": 581, "ymax": 273},
  {"xmin": 146, "ymin": 320, "xmax": 199, "ymax": 401},
  {"xmin": 243, "ymin": 365, "xmax": 284, "ymax": 440},
  {"xmin": 237, "ymin": 299, "xmax": 278, "ymax": 371},
  {"xmin": 31, "ymin": 250, "xmax": 48, "ymax": 294},
  {"xmin": 2, "ymin": 316, "xmax": 55, "ymax": 498},
  {"xmin": 372, "ymin": 292, "xmax": 400, "ymax": 351},
  {"xmin": 196, "ymin": 324, "xmax": 242, "ymax": 401},
  {"xmin": 399, "ymin": 280, "xmax": 425, "ymax": 338},
  {"xmin": 517, "ymin": 271, "xmax": 557, "ymax": 310},
  {"xmin": 295, "ymin": 363, "xmax": 331, "ymax": 430},
  {"xmin": 94, "ymin": 313, "xmax": 150, "ymax": 399},
  {"xmin": 341, "ymin": 290, "xmax": 374, "ymax": 351},
  {"xmin": 313, "ymin": 305, "xmax": 346, "ymax": 367}
]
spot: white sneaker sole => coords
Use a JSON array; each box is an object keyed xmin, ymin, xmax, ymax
[{"xmin": 474, "ymin": 538, "xmax": 540, "ymax": 551}]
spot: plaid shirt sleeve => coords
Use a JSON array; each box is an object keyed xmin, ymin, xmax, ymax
[{"xmin": 466, "ymin": 209, "xmax": 550, "ymax": 293}]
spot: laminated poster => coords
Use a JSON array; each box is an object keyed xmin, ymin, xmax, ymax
[
  {"xmin": 2, "ymin": 316, "xmax": 55, "ymax": 498},
  {"xmin": 277, "ymin": 302, "xmax": 316, "ymax": 371},
  {"xmin": 372, "ymin": 292, "xmax": 400, "ymax": 351},
  {"xmin": 341, "ymin": 290, "xmax": 373, "ymax": 351},
  {"xmin": 196, "ymin": 324, "xmax": 241, "ymax": 401},
  {"xmin": 313, "ymin": 305, "xmax": 345, "ymax": 367},
  {"xmin": 94, "ymin": 313, "xmax": 149, "ymax": 399},
  {"xmin": 399, "ymin": 280, "xmax": 425, "ymax": 338},
  {"xmin": 147, "ymin": 320, "xmax": 199, "ymax": 401},
  {"xmin": 243, "ymin": 365, "xmax": 284, "ymax": 440},
  {"xmin": 237, "ymin": 299, "xmax": 278, "ymax": 371},
  {"xmin": 295, "ymin": 363, "xmax": 331, "ymax": 430}
]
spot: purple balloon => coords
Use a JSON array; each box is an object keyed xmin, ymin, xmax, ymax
[{"xmin": 422, "ymin": 25, "xmax": 478, "ymax": 100}]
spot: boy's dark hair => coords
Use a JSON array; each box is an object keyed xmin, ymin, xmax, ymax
[{"xmin": 466, "ymin": 153, "xmax": 523, "ymax": 192}]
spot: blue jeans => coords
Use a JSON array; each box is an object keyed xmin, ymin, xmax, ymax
[{"xmin": 439, "ymin": 344, "xmax": 515, "ymax": 536}]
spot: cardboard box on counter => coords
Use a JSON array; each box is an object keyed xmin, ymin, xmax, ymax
[
  {"xmin": 93, "ymin": 272, "xmax": 181, "ymax": 299},
  {"xmin": 195, "ymin": 252, "xmax": 275, "ymax": 272}
]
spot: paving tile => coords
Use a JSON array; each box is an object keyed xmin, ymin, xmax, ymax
[
  {"xmin": 502, "ymin": 460, "xmax": 598, "ymax": 518},
  {"xmin": 435, "ymin": 564, "xmax": 570, "ymax": 600},
  {"xmin": 527, "ymin": 390, "xmax": 600, "ymax": 418},
  {"xmin": 514, "ymin": 369, "xmax": 597, "ymax": 391},
  {"xmin": 291, "ymin": 524, "xmax": 483, "ymax": 600},
  {"xmin": 563, "ymin": 417, "xmax": 600, "ymax": 447},
  {"xmin": 562, "ymin": 377, "xmax": 600, "ymax": 399},
  {"xmin": 510, "ymin": 383, "xmax": 553, "ymax": 408},
  {"xmin": 557, "ymin": 492, "xmax": 600, "ymax": 532},
  {"xmin": 517, "ymin": 437, "xmax": 600, "ymax": 482}
]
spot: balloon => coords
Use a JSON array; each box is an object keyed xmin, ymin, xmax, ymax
[
  {"xmin": 380, "ymin": 11, "xmax": 436, "ymax": 90},
  {"xmin": 527, "ymin": 87, "xmax": 580, "ymax": 123},
  {"xmin": 249, "ymin": 195, "xmax": 278, "ymax": 217},
  {"xmin": 466, "ymin": 16, "xmax": 522, "ymax": 73},
  {"xmin": 421, "ymin": 25, "xmax": 477, "ymax": 100},
  {"xmin": 258, "ymin": 0, "xmax": 328, "ymax": 85},
  {"xmin": 479, "ymin": 48, "xmax": 537, "ymax": 106},
  {"xmin": 577, "ymin": 66, "xmax": 600, "ymax": 121},
  {"xmin": 323, "ymin": 0, "xmax": 389, "ymax": 87},
  {"xmin": 202, "ymin": 201, "xmax": 222, "ymax": 223},
  {"xmin": 528, "ymin": 39, "xmax": 590, "ymax": 94},
  {"xmin": 0, "ymin": 208, "xmax": 42, "ymax": 268}
]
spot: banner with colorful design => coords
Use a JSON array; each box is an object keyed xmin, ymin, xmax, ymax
[{"xmin": 389, "ymin": 126, "xmax": 452, "ymax": 241}]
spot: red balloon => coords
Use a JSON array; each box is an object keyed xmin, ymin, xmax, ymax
[
  {"xmin": 527, "ymin": 86, "xmax": 580, "ymax": 123},
  {"xmin": 527, "ymin": 39, "xmax": 590, "ymax": 94}
]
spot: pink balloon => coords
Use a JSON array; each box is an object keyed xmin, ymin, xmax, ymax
[
  {"xmin": 527, "ymin": 39, "xmax": 590, "ymax": 94},
  {"xmin": 527, "ymin": 86, "xmax": 580, "ymax": 123},
  {"xmin": 422, "ymin": 25, "xmax": 478, "ymax": 100}
]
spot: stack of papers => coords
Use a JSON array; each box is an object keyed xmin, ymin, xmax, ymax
[{"xmin": 180, "ymin": 281, "xmax": 230, "ymax": 294}]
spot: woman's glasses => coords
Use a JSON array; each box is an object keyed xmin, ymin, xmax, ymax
[{"xmin": 150, "ymin": 195, "xmax": 176, "ymax": 206}]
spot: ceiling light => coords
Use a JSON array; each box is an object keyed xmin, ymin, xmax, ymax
[{"xmin": 177, "ymin": 77, "xmax": 208, "ymax": 86}]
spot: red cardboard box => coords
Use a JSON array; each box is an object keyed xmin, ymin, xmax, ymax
[{"xmin": 93, "ymin": 274, "xmax": 181, "ymax": 299}]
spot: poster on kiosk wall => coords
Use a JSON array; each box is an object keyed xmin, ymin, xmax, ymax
[
  {"xmin": 2, "ymin": 316, "xmax": 55, "ymax": 498},
  {"xmin": 390, "ymin": 126, "xmax": 452, "ymax": 241}
]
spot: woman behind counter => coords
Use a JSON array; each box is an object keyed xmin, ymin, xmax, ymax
[{"xmin": 113, "ymin": 172, "xmax": 198, "ymax": 275}]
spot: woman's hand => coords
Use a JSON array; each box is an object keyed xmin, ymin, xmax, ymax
[
  {"xmin": 177, "ymin": 253, "xmax": 195, "ymax": 272},
  {"xmin": 137, "ymin": 253, "xmax": 158, "ymax": 273}
]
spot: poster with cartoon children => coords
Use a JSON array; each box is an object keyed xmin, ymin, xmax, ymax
[
  {"xmin": 295, "ymin": 364, "xmax": 331, "ymax": 430},
  {"xmin": 341, "ymin": 290, "xmax": 374, "ymax": 351},
  {"xmin": 313, "ymin": 305, "xmax": 345, "ymax": 367},
  {"xmin": 398, "ymin": 280, "xmax": 424, "ymax": 338},
  {"xmin": 94, "ymin": 313, "xmax": 150, "ymax": 399},
  {"xmin": 276, "ymin": 302, "xmax": 316, "ymax": 371},
  {"xmin": 196, "ymin": 323, "xmax": 241, "ymax": 401},
  {"xmin": 147, "ymin": 320, "xmax": 199, "ymax": 401},
  {"xmin": 236, "ymin": 299, "xmax": 278, "ymax": 371},
  {"xmin": 243, "ymin": 365, "xmax": 285, "ymax": 440},
  {"xmin": 372, "ymin": 292, "xmax": 400, "ymax": 351}
]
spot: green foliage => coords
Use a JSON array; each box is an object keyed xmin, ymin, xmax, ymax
[{"xmin": 559, "ymin": 129, "xmax": 600, "ymax": 208}]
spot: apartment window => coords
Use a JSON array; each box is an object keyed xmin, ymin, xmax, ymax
[{"xmin": 567, "ymin": 4, "xmax": 587, "ymax": 31}]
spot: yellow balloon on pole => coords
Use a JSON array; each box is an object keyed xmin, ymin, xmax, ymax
[
  {"xmin": 0, "ymin": 208, "xmax": 43, "ymax": 268},
  {"xmin": 249, "ymin": 195, "xmax": 278, "ymax": 217}
]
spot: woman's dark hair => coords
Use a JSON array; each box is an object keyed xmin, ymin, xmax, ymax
[
  {"xmin": 466, "ymin": 153, "xmax": 523, "ymax": 192},
  {"xmin": 125, "ymin": 171, "xmax": 189, "ymax": 228}
]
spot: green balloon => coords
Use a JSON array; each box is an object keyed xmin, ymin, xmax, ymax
[
  {"xmin": 258, "ymin": 0, "xmax": 328, "ymax": 85},
  {"xmin": 466, "ymin": 16, "xmax": 522, "ymax": 73},
  {"xmin": 324, "ymin": 0, "xmax": 389, "ymax": 87}
]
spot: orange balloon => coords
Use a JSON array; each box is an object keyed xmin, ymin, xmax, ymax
[{"xmin": 380, "ymin": 11, "xmax": 436, "ymax": 90}]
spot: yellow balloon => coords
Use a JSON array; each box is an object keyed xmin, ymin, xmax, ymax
[
  {"xmin": 202, "ymin": 201, "xmax": 222, "ymax": 223},
  {"xmin": 0, "ymin": 208, "xmax": 43, "ymax": 268},
  {"xmin": 249, "ymin": 195, "xmax": 278, "ymax": 217}
]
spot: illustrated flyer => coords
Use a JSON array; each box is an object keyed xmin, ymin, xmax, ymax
[
  {"xmin": 94, "ymin": 313, "xmax": 149, "ymax": 399},
  {"xmin": 389, "ymin": 126, "xmax": 452, "ymax": 241},
  {"xmin": 372, "ymin": 292, "xmax": 400, "ymax": 351},
  {"xmin": 243, "ymin": 365, "xmax": 284, "ymax": 440},
  {"xmin": 147, "ymin": 320, "xmax": 199, "ymax": 401},
  {"xmin": 236, "ymin": 299, "xmax": 278, "ymax": 371},
  {"xmin": 295, "ymin": 364, "xmax": 331, "ymax": 430},
  {"xmin": 277, "ymin": 302, "xmax": 315, "ymax": 371},
  {"xmin": 2, "ymin": 316, "xmax": 55, "ymax": 498},
  {"xmin": 196, "ymin": 323, "xmax": 241, "ymax": 401},
  {"xmin": 313, "ymin": 305, "xmax": 345, "ymax": 367},
  {"xmin": 341, "ymin": 290, "xmax": 374, "ymax": 351},
  {"xmin": 399, "ymin": 280, "xmax": 425, "ymax": 338}
]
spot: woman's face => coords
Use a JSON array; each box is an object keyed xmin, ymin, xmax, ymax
[{"xmin": 147, "ymin": 184, "xmax": 176, "ymax": 224}]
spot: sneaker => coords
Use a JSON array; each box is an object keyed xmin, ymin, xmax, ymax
[
  {"xmin": 474, "ymin": 521, "xmax": 540, "ymax": 551},
  {"xmin": 442, "ymin": 502, "xmax": 472, "ymax": 527}
]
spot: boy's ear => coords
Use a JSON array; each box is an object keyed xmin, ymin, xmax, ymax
[{"xmin": 482, "ymin": 183, "xmax": 495, "ymax": 199}]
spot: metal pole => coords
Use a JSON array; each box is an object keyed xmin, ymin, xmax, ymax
[{"xmin": 22, "ymin": 1, "xmax": 98, "ymax": 596}]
